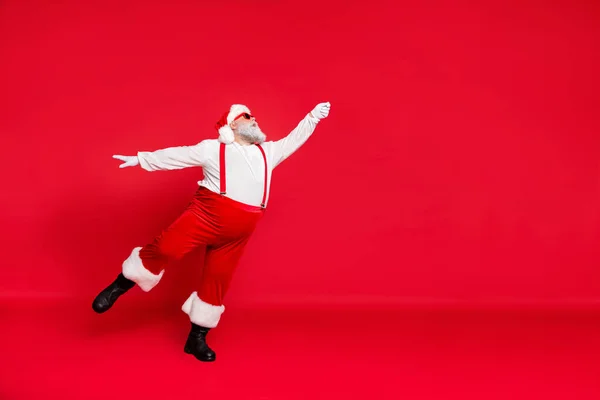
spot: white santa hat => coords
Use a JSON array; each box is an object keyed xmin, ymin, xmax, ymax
[{"xmin": 215, "ymin": 104, "xmax": 251, "ymax": 144}]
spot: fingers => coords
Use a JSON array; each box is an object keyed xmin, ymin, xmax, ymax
[
  {"xmin": 119, "ymin": 160, "xmax": 135, "ymax": 168},
  {"xmin": 114, "ymin": 154, "xmax": 136, "ymax": 168},
  {"xmin": 319, "ymin": 102, "xmax": 331, "ymax": 118}
]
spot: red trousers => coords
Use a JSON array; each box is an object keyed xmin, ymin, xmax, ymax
[{"xmin": 138, "ymin": 186, "xmax": 264, "ymax": 306}]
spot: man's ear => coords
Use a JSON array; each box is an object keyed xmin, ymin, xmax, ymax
[{"xmin": 230, "ymin": 121, "xmax": 237, "ymax": 130}]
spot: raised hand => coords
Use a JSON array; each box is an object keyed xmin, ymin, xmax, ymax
[{"xmin": 311, "ymin": 102, "xmax": 331, "ymax": 121}]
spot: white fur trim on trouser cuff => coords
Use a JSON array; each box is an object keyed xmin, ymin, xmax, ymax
[
  {"xmin": 181, "ymin": 292, "xmax": 225, "ymax": 328},
  {"xmin": 122, "ymin": 247, "xmax": 164, "ymax": 292}
]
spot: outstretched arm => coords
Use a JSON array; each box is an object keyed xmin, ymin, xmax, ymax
[
  {"xmin": 268, "ymin": 102, "xmax": 331, "ymax": 168},
  {"xmin": 113, "ymin": 141, "xmax": 209, "ymax": 171}
]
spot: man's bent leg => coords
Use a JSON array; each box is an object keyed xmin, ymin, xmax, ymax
[
  {"xmin": 93, "ymin": 209, "xmax": 207, "ymax": 314},
  {"xmin": 182, "ymin": 237, "xmax": 251, "ymax": 362}
]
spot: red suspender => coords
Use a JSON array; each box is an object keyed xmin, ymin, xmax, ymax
[
  {"xmin": 255, "ymin": 144, "xmax": 268, "ymax": 208},
  {"xmin": 219, "ymin": 143, "xmax": 268, "ymax": 208},
  {"xmin": 219, "ymin": 142, "xmax": 226, "ymax": 195}
]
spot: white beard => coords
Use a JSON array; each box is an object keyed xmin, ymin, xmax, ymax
[{"xmin": 237, "ymin": 124, "xmax": 266, "ymax": 144}]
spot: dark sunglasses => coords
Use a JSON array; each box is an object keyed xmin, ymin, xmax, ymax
[{"xmin": 234, "ymin": 112, "xmax": 255, "ymax": 121}]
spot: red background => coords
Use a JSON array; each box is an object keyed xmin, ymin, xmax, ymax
[
  {"xmin": 2, "ymin": 1, "xmax": 600, "ymax": 399},
  {"xmin": 2, "ymin": 0, "xmax": 599, "ymax": 308}
]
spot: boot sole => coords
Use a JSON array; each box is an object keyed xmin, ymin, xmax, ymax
[{"xmin": 184, "ymin": 344, "xmax": 216, "ymax": 362}]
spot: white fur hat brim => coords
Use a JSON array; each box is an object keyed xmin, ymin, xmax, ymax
[{"xmin": 216, "ymin": 104, "xmax": 251, "ymax": 144}]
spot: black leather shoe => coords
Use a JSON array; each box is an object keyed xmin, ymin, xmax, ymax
[
  {"xmin": 92, "ymin": 273, "xmax": 135, "ymax": 313},
  {"xmin": 184, "ymin": 323, "xmax": 216, "ymax": 362}
]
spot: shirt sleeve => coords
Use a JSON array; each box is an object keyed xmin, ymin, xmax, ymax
[
  {"xmin": 137, "ymin": 141, "xmax": 209, "ymax": 171},
  {"xmin": 265, "ymin": 113, "xmax": 319, "ymax": 168}
]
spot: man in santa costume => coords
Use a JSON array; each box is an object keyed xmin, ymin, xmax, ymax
[{"xmin": 92, "ymin": 101, "xmax": 331, "ymax": 362}]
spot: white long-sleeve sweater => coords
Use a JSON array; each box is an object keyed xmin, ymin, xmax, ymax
[{"xmin": 137, "ymin": 113, "xmax": 320, "ymax": 207}]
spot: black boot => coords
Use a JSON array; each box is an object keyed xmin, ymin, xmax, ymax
[
  {"xmin": 92, "ymin": 273, "xmax": 135, "ymax": 314},
  {"xmin": 184, "ymin": 323, "xmax": 216, "ymax": 362}
]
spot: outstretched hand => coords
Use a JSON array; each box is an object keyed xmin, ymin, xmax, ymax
[
  {"xmin": 311, "ymin": 102, "xmax": 331, "ymax": 121},
  {"xmin": 113, "ymin": 155, "xmax": 139, "ymax": 168}
]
